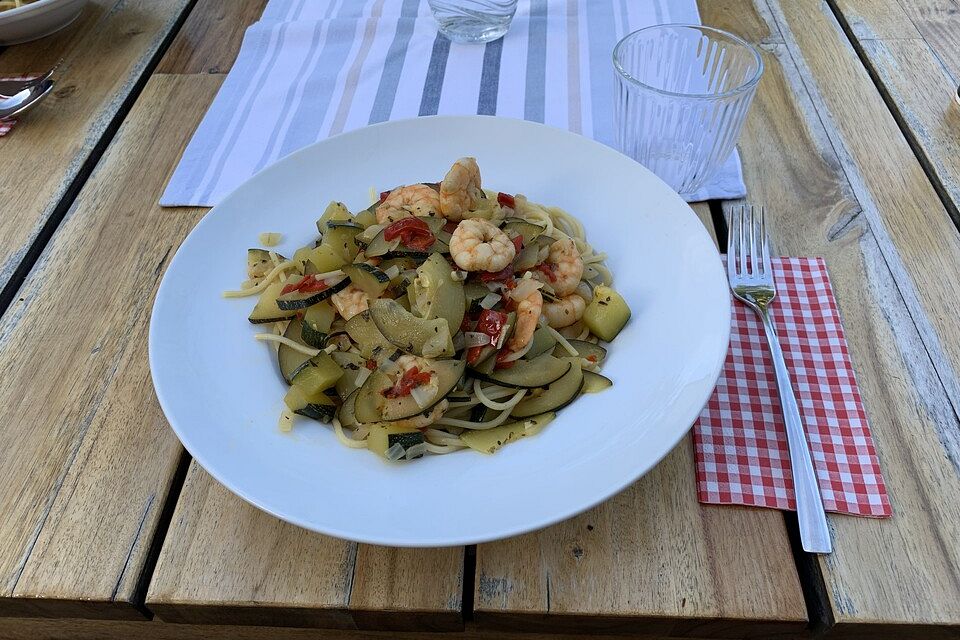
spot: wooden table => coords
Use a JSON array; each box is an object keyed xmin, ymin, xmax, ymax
[{"xmin": 0, "ymin": 0, "xmax": 957, "ymax": 638}]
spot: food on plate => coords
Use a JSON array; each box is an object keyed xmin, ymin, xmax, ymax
[{"xmin": 227, "ymin": 158, "xmax": 631, "ymax": 461}]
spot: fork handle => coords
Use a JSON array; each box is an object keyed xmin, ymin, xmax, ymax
[{"xmin": 758, "ymin": 308, "xmax": 833, "ymax": 554}]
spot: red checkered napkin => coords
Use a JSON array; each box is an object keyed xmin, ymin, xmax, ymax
[
  {"xmin": 693, "ymin": 257, "xmax": 891, "ymax": 517},
  {"xmin": 0, "ymin": 76, "xmax": 36, "ymax": 137}
]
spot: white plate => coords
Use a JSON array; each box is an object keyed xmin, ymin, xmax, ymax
[
  {"xmin": 0, "ymin": 0, "xmax": 85, "ymax": 46},
  {"xmin": 150, "ymin": 116, "xmax": 730, "ymax": 547}
]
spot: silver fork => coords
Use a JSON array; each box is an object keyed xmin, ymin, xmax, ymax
[{"xmin": 728, "ymin": 204, "xmax": 832, "ymax": 554}]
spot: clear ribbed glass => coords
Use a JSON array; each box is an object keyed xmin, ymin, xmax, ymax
[
  {"xmin": 613, "ymin": 25, "xmax": 763, "ymax": 198},
  {"xmin": 428, "ymin": 0, "xmax": 518, "ymax": 43}
]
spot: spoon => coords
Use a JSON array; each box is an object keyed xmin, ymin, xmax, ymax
[
  {"xmin": 956, "ymin": 85, "xmax": 960, "ymax": 107},
  {"xmin": 0, "ymin": 79, "xmax": 54, "ymax": 121},
  {"xmin": 0, "ymin": 60, "xmax": 61, "ymax": 98}
]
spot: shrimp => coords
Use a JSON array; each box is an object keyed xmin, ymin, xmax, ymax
[
  {"xmin": 330, "ymin": 284, "xmax": 369, "ymax": 321},
  {"xmin": 449, "ymin": 218, "xmax": 516, "ymax": 272},
  {"xmin": 377, "ymin": 184, "xmax": 441, "ymax": 224},
  {"xmin": 506, "ymin": 288, "xmax": 543, "ymax": 352},
  {"xmin": 535, "ymin": 238, "xmax": 584, "ymax": 297},
  {"xmin": 542, "ymin": 293, "xmax": 586, "ymax": 328},
  {"xmin": 439, "ymin": 157, "xmax": 483, "ymax": 221}
]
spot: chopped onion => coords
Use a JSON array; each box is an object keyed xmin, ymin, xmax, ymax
[
  {"xmin": 500, "ymin": 337, "xmax": 534, "ymax": 362},
  {"xmin": 450, "ymin": 270, "xmax": 468, "ymax": 282},
  {"xmin": 463, "ymin": 331, "xmax": 491, "ymax": 348},
  {"xmin": 410, "ymin": 383, "xmax": 438, "ymax": 409},
  {"xmin": 496, "ymin": 327, "xmax": 509, "ymax": 349},
  {"xmin": 452, "ymin": 332, "xmax": 465, "ymax": 351},
  {"xmin": 385, "ymin": 442, "xmax": 406, "ymax": 462},
  {"xmin": 405, "ymin": 442, "xmax": 428, "ymax": 460},
  {"xmin": 379, "ymin": 358, "xmax": 401, "ymax": 376},
  {"xmin": 485, "ymin": 281, "xmax": 504, "ymax": 293},
  {"xmin": 355, "ymin": 367, "xmax": 372, "ymax": 387},
  {"xmin": 510, "ymin": 278, "xmax": 543, "ymax": 301},
  {"xmin": 384, "ymin": 265, "xmax": 401, "ymax": 280},
  {"xmin": 479, "ymin": 292, "xmax": 502, "ymax": 309}
]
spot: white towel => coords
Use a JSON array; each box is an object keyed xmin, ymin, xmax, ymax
[{"xmin": 161, "ymin": 0, "xmax": 746, "ymax": 207}]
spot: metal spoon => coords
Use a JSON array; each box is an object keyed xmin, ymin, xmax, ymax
[
  {"xmin": 0, "ymin": 60, "xmax": 62, "ymax": 98},
  {"xmin": 0, "ymin": 79, "xmax": 54, "ymax": 121},
  {"xmin": 956, "ymin": 85, "xmax": 960, "ymax": 107}
]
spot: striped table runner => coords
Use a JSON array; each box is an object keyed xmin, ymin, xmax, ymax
[{"xmin": 161, "ymin": 0, "xmax": 746, "ymax": 207}]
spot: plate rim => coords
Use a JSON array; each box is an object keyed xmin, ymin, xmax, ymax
[{"xmin": 149, "ymin": 114, "xmax": 731, "ymax": 547}]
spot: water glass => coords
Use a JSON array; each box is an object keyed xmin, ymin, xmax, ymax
[
  {"xmin": 428, "ymin": 0, "xmax": 518, "ymax": 44},
  {"xmin": 613, "ymin": 25, "xmax": 763, "ymax": 198}
]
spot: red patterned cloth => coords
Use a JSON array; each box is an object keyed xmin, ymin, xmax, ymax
[
  {"xmin": 0, "ymin": 76, "xmax": 35, "ymax": 137},
  {"xmin": 693, "ymin": 257, "xmax": 891, "ymax": 517}
]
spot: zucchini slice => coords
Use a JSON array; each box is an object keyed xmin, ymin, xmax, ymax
[
  {"xmin": 315, "ymin": 201, "xmax": 352, "ymax": 232},
  {"xmin": 354, "ymin": 205, "xmax": 378, "ymax": 229},
  {"xmin": 331, "ymin": 351, "xmax": 370, "ymax": 400},
  {"xmin": 463, "ymin": 282, "xmax": 491, "ymax": 313},
  {"xmin": 364, "ymin": 216, "xmax": 447, "ymax": 259},
  {"xmin": 301, "ymin": 302, "xmax": 335, "ymax": 348},
  {"xmin": 409, "ymin": 253, "xmax": 465, "ymax": 336},
  {"xmin": 511, "ymin": 359, "xmax": 584, "ymax": 418},
  {"xmin": 501, "ymin": 217, "xmax": 545, "ymax": 246},
  {"xmin": 553, "ymin": 339, "xmax": 607, "ymax": 364},
  {"xmin": 321, "ymin": 221, "xmax": 363, "ymax": 262},
  {"xmin": 345, "ymin": 310, "xmax": 397, "ymax": 360},
  {"xmin": 368, "ymin": 424, "xmax": 426, "ymax": 460},
  {"xmin": 460, "ymin": 412, "xmax": 555, "ymax": 454},
  {"xmin": 473, "ymin": 353, "xmax": 570, "ymax": 389},
  {"xmin": 354, "ymin": 358, "xmax": 465, "ymax": 423},
  {"xmin": 583, "ymin": 285, "xmax": 631, "ymax": 342},
  {"xmin": 342, "ymin": 263, "xmax": 391, "ymax": 298},
  {"xmin": 337, "ymin": 390, "xmax": 359, "ymax": 428},
  {"xmin": 525, "ymin": 327, "xmax": 558, "ymax": 359},
  {"xmin": 368, "ymin": 298, "xmax": 455, "ymax": 358},
  {"xmin": 247, "ymin": 249, "xmax": 287, "ymax": 279},
  {"xmin": 582, "ymin": 370, "xmax": 612, "ymax": 394},
  {"xmin": 291, "ymin": 352, "xmax": 343, "ymax": 395},
  {"xmin": 276, "ymin": 275, "xmax": 350, "ymax": 310},
  {"xmin": 277, "ymin": 317, "xmax": 314, "ymax": 382},
  {"xmin": 284, "ymin": 385, "xmax": 337, "ymax": 422},
  {"xmin": 248, "ymin": 282, "xmax": 299, "ymax": 324}
]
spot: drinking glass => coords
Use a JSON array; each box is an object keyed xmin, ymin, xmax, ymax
[
  {"xmin": 428, "ymin": 0, "xmax": 518, "ymax": 44},
  {"xmin": 613, "ymin": 25, "xmax": 763, "ymax": 198}
]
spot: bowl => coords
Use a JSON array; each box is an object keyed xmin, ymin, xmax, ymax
[{"xmin": 0, "ymin": 0, "xmax": 86, "ymax": 46}]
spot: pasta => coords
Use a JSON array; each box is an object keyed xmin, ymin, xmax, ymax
[{"xmin": 230, "ymin": 158, "xmax": 633, "ymax": 461}]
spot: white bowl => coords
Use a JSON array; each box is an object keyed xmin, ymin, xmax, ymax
[{"xmin": 0, "ymin": 0, "xmax": 86, "ymax": 46}]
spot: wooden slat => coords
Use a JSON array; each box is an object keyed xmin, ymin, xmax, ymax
[
  {"xmin": 474, "ymin": 41, "xmax": 806, "ymax": 638},
  {"xmin": 716, "ymin": 0, "xmax": 960, "ymax": 635},
  {"xmin": 155, "ymin": 0, "xmax": 268, "ymax": 75},
  {"xmin": 0, "ymin": 0, "xmax": 191, "ymax": 295},
  {"xmin": 147, "ymin": 462, "xmax": 465, "ymax": 631},
  {"xmin": 0, "ymin": 74, "xmax": 216, "ymax": 619},
  {"xmin": 830, "ymin": 0, "xmax": 960, "ymax": 228}
]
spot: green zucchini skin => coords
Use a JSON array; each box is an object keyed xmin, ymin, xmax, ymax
[
  {"xmin": 277, "ymin": 317, "xmax": 314, "ymax": 383},
  {"xmin": 388, "ymin": 431, "xmax": 426, "ymax": 451},
  {"xmin": 582, "ymin": 370, "xmax": 613, "ymax": 394},
  {"xmin": 276, "ymin": 275, "xmax": 350, "ymax": 310},
  {"xmin": 473, "ymin": 354, "xmax": 570, "ymax": 389},
  {"xmin": 510, "ymin": 359, "xmax": 585, "ymax": 418},
  {"xmin": 294, "ymin": 403, "xmax": 337, "ymax": 422}
]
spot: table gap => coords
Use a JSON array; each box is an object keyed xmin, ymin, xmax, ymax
[
  {"xmin": 824, "ymin": 0, "xmax": 960, "ymax": 230},
  {"xmin": 133, "ymin": 449, "xmax": 192, "ymax": 619},
  {"xmin": 461, "ymin": 545, "xmax": 476, "ymax": 622},
  {"xmin": 0, "ymin": 0, "xmax": 199, "ymax": 320}
]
